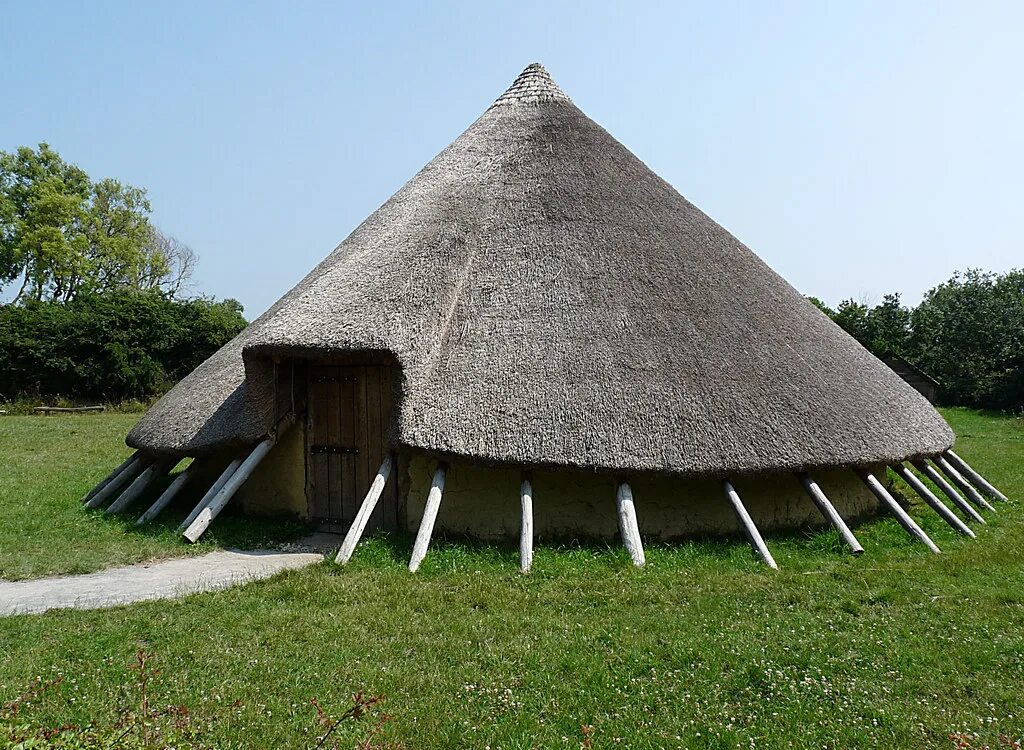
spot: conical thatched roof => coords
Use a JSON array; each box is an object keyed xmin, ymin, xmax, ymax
[{"xmin": 128, "ymin": 64, "xmax": 954, "ymax": 476}]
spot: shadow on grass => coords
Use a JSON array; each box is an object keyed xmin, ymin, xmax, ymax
[
  {"xmin": 334, "ymin": 524, "xmax": 898, "ymax": 577},
  {"xmin": 84, "ymin": 466, "xmax": 316, "ymax": 553},
  {"xmin": 88, "ymin": 459, "xmax": 997, "ymax": 573}
]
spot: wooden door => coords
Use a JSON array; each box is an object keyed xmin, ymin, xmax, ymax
[{"xmin": 306, "ymin": 365, "xmax": 397, "ymax": 532}]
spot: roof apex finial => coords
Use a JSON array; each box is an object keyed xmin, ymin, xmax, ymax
[{"xmin": 490, "ymin": 62, "xmax": 571, "ymax": 109}]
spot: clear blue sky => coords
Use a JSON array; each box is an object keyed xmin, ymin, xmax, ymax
[{"xmin": 2, "ymin": 1, "xmax": 1021, "ymax": 318}]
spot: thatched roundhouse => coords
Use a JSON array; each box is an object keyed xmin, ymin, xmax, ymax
[{"xmin": 88, "ymin": 64, "xmax": 1008, "ymax": 569}]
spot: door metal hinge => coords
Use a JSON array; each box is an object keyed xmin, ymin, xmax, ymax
[{"xmin": 309, "ymin": 444, "xmax": 360, "ymax": 455}]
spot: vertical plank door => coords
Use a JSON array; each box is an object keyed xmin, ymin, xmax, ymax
[{"xmin": 306, "ymin": 364, "xmax": 397, "ymax": 532}]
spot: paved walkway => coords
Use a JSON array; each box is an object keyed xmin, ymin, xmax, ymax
[{"xmin": 0, "ymin": 547, "xmax": 326, "ymax": 617}]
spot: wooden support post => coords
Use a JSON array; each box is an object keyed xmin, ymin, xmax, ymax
[
  {"xmin": 935, "ymin": 456, "xmax": 996, "ymax": 513},
  {"xmin": 889, "ymin": 463, "xmax": 975, "ymax": 538},
  {"xmin": 106, "ymin": 457, "xmax": 175, "ymax": 515},
  {"xmin": 722, "ymin": 480, "xmax": 778, "ymax": 569},
  {"xmin": 615, "ymin": 482, "xmax": 645, "ymax": 567},
  {"xmin": 797, "ymin": 472, "xmax": 864, "ymax": 554},
  {"xmin": 84, "ymin": 454, "xmax": 150, "ymax": 509},
  {"xmin": 178, "ymin": 457, "xmax": 243, "ymax": 532},
  {"xmin": 183, "ymin": 438, "xmax": 276, "ymax": 543},
  {"xmin": 911, "ymin": 459, "xmax": 985, "ymax": 524},
  {"xmin": 80, "ymin": 451, "xmax": 140, "ymax": 504},
  {"xmin": 409, "ymin": 463, "xmax": 447, "ymax": 573},
  {"xmin": 136, "ymin": 460, "xmax": 201, "ymax": 525},
  {"xmin": 519, "ymin": 476, "xmax": 534, "ymax": 574},
  {"xmin": 856, "ymin": 469, "xmax": 940, "ymax": 554},
  {"xmin": 336, "ymin": 454, "xmax": 394, "ymax": 564},
  {"xmin": 944, "ymin": 450, "xmax": 1009, "ymax": 503}
]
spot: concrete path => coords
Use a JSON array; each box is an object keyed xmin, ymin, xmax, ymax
[{"xmin": 0, "ymin": 548, "xmax": 325, "ymax": 617}]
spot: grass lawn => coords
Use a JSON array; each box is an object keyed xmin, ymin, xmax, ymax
[
  {"xmin": 1, "ymin": 408, "xmax": 1022, "ymax": 749},
  {"xmin": 0, "ymin": 414, "xmax": 309, "ymax": 580}
]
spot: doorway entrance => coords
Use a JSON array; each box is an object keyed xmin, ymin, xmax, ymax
[{"xmin": 305, "ymin": 364, "xmax": 397, "ymax": 532}]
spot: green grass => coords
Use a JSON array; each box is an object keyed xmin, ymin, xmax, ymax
[
  {"xmin": 0, "ymin": 414, "xmax": 309, "ymax": 580},
  {"xmin": 1, "ymin": 409, "xmax": 1023, "ymax": 748}
]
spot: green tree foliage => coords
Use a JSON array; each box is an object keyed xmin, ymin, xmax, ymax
[
  {"xmin": 0, "ymin": 144, "xmax": 190, "ymax": 302},
  {"xmin": 0, "ymin": 143, "xmax": 91, "ymax": 299},
  {"xmin": 0, "ymin": 143, "xmax": 230, "ymax": 403},
  {"xmin": 805, "ymin": 297, "xmax": 834, "ymax": 316},
  {"xmin": 828, "ymin": 294, "xmax": 912, "ymax": 356},
  {"xmin": 0, "ymin": 292, "xmax": 246, "ymax": 402},
  {"xmin": 831, "ymin": 299, "xmax": 872, "ymax": 347},
  {"xmin": 812, "ymin": 272, "xmax": 1023, "ymax": 411},
  {"xmin": 866, "ymin": 293, "xmax": 913, "ymax": 356},
  {"xmin": 911, "ymin": 270, "xmax": 1024, "ymax": 411}
]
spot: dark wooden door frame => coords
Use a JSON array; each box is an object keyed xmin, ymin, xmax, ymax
[{"xmin": 305, "ymin": 364, "xmax": 397, "ymax": 532}]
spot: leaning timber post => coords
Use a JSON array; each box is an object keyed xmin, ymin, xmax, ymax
[
  {"xmin": 519, "ymin": 475, "xmax": 534, "ymax": 574},
  {"xmin": 797, "ymin": 472, "xmax": 864, "ymax": 554},
  {"xmin": 81, "ymin": 451, "xmax": 140, "ymax": 504},
  {"xmin": 934, "ymin": 456, "xmax": 995, "ymax": 513},
  {"xmin": 178, "ymin": 457, "xmax": 243, "ymax": 532},
  {"xmin": 105, "ymin": 457, "xmax": 176, "ymax": 515},
  {"xmin": 184, "ymin": 437, "xmax": 277, "ymax": 543},
  {"xmin": 944, "ymin": 450, "xmax": 1009, "ymax": 503},
  {"xmin": 409, "ymin": 462, "xmax": 447, "ymax": 573},
  {"xmin": 855, "ymin": 469, "xmax": 941, "ymax": 554},
  {"xmin": 336, "ymin": 453, "xmax": 395, "ymax": 564},
  {"xmin": 136, "ymin": 459, "xmax": 202, "ymax": 526},
  {"xmin": 911, "ymin": 459, "xmax": 985, "ymax": 524},
  {"xmin": 615, "ymin": 481, "xmax": 645, "ymax": 567},
  {"xmin": 722, "ymin": 480, "xmax": 778, "ymax": 569},
  {"xmin": 889, "ymin": 463, "xmax": 976, "ymax": 538},
  {"xmin": 85, "ymin": 454, "xmax": 151, "ymax": 509}
]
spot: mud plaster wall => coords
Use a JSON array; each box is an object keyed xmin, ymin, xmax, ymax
[
  {"xmin": 235, "ymin": 424, "xmax": 307, "ymax": 518},
  {"xmin": 403, "ymin": 454, "xmax": 886, "ymax": 541}
]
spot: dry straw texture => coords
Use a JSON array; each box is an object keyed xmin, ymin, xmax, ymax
[{"xmin": 128, "ymin": 64, "xmax": 954, "ymax": 476}]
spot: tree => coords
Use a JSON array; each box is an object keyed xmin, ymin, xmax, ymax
[
  {"xmin": 77, "ymin": 177, "xmax": 154, "ymax": 299},
  {"xmin": 831, "ymin": 299, "xmax": 872, "ymax": 349},
  {"xmin": 911, "ymin": 269, "xmax": 1024, "ymax": 410},
  {"xmin": 0, "ymin": 143, "xmax": 194, "ymax": 302},
  {"xmin": 866, "ymin": 293, "xmax": 912, "ymax": 355},
  {"xmin": 806, "ymin": 296, "xmax": 834, "ymax": 316},
  {"xmin": 137, "ymin": 229, "xmax": 197, "ymax": 297},
  {"xmin": 817, "ymin": 293, "xmax": 912, "ymax": 358},
  {"xmin": 0, "ymin": 143, "xmax": 91, "ymax": 301},
  {"xmin": 0, "ymin": 291, "xmax": 247, "ymax": 401}
]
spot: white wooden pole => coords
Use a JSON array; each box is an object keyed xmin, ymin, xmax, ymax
[
  {"xmin": 184, "ymin": 438, "xmax": 275, "ymax": 543},
  {"xmin": 336, "ymin": 454, "xmax": 394, "ymax": 564},
  {"xmin": 136, "ymin": 459, "xmax": 201, "ymax": 525},
  {"xmin": 105, "ymin": 457, "xmax": 175, "ymax": 515},
  {"xmin": 935, "ymin": 456, "xmax": 995, "ymax": 512},
  {"xmin": 722, "ymin": 480, "xmax": 778, "ymax": 569},
  {"xmin": 911, "ymin": 459, "xmax": 985, "ymax": 524},
  {"xmin": 178, "ymin": 457, "xmax": 243, "ymax": 532},
  {"xmin": 80, "ymin": 451, "xmax": 140, "ymax": 504},
  {"xmin": 409, "ymin": 463, "xmax": 447, "ymax": 573},
  {"xmin": 85, "ymin": 454, "xmax": 150, "ymax": 509},
  {"xmin": 856, "ymin": 469, "xmax": 940, "ymax": 553},
  {"xmin": 890, "ymin": 463, "xmax": 975, "ymax": 538},
  {"xmin": 519, "ymin": 476, "xmax": 534, "ymax": 574},
  {"xmin": 944, "ymin": 450, "xmax": 1009, "ymax": 503},
  {"xmin": 797, "ymin": 472, "xmax": 864, "ymax": 554},
  {"xmin": 615, "ymin": 482, "xmax": 645, "ymax": 567}
]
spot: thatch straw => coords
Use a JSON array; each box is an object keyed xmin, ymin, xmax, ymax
[{"xmin": 128, "ymin": 63, "xmax": 953, "ymax": 476}]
